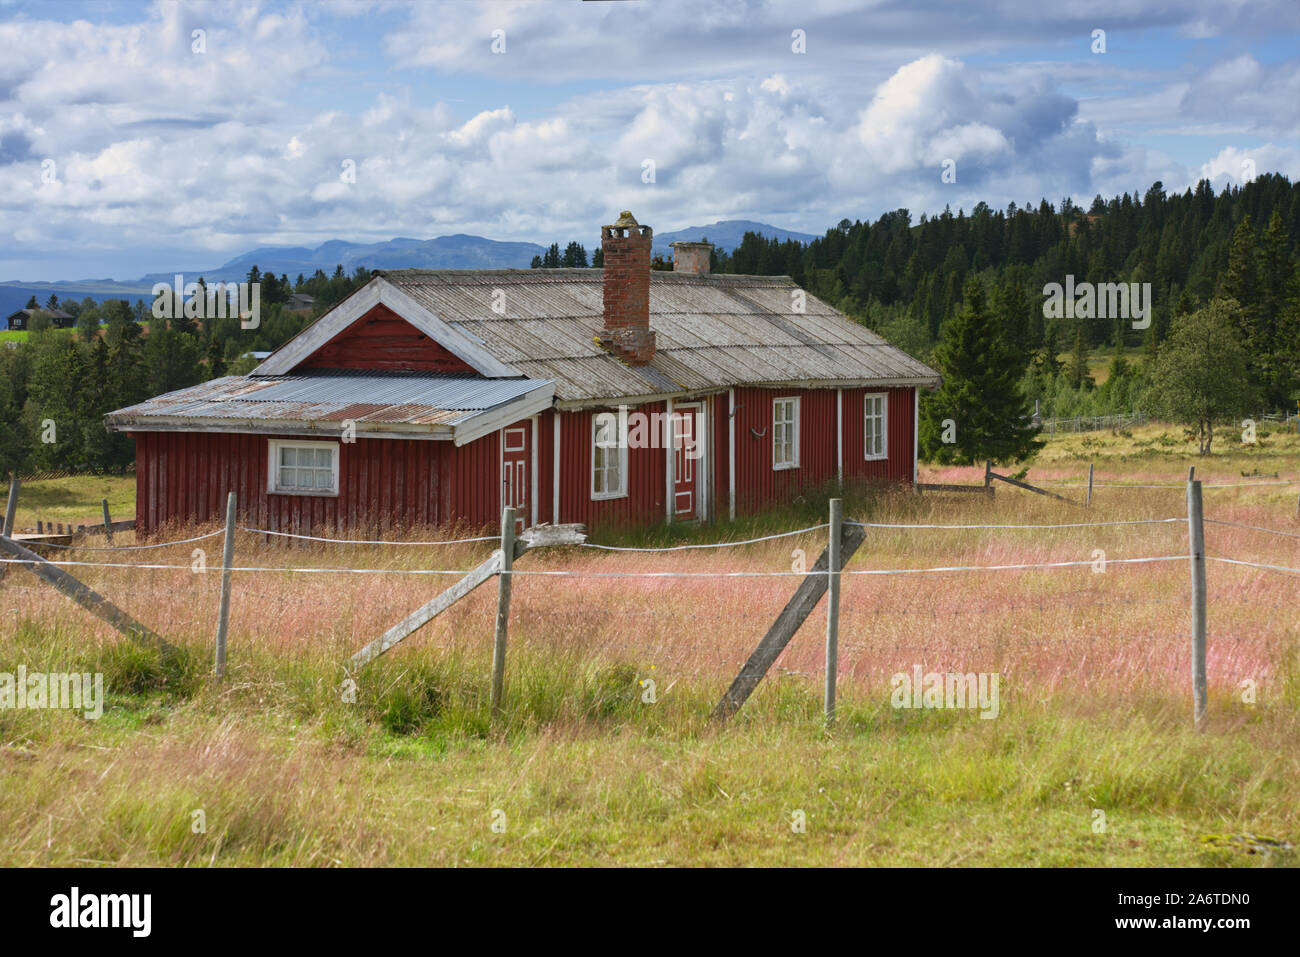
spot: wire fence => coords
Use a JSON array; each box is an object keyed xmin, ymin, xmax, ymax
[
  {"xmin": 3, "ymin": 480, "xmax": 1296, "ymax": 725},
  {"xmin": 1038, "ymin": 411, "xmax": 1148, "ymax": 434}
]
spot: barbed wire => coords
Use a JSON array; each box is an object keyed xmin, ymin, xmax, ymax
[
  {"xmin": 847, "ymin": 517, "xmax": 1184, "ymax": 530},
  {"xmin": 1208, "ymin": 556, "xmax": 1300, "ymax": 576},
  {"xmin": 1037, "ymin": 480, "xmax": 1294, "ymax": 489},
  {"xmin": 0, "ymin": 553, "xmax": 1188, "ymax": 577},
  {"xmin": 236, "ymin": 526, "xmax": 497, "ymax": 546},
  {"xmin": 11, "ymin": 530, "xmax": 224, "ymax": 551},
  {"xmin": 579, "ymin": 523, "xmax": 829, "ymax": 551},
  {"xmin": 1203, "ymin": 518, "xmax": 1300, "ymax": 540}
]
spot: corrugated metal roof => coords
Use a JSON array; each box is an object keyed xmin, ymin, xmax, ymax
[
  {"xmin": 105, "ymin": 372, "xmax": 553, "ymax": 431},
  {"xmin": 376, "ymin": 268, "xmax": 940, "ymax": 402}
]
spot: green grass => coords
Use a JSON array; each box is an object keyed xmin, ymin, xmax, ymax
[
  {"xmin": 0, "ymin": 621, "xmax": 1295, "ymax": 866},
  {"xmin": 0, "ymin": 330, "xmax": 28, "ymax": 343},
  {"xmin": 2, "ymin": 431, "xmax": 1298, "ymax": 866},
  {"xmin": 11, "ymin": 473, "xmax": 135, "ymax": 529}
]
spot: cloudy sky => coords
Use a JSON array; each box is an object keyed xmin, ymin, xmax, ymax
[{"xmin": 2, "ymin": 0, "xmax": 1298, "ymax": 281}]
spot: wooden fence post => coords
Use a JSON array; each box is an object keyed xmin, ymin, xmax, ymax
[
  {"xmin": 101, "ymin": 499, "xmax": 113, "ymax": 544},
  {"xmin": 3, "ymin": 476, "xmax": 17, "ymax": 537},
  {"xmin": 0, "ymin": 534, "xmax": 175, "ymax": 657},
  {"xmin": 1186, "ymin": 479, "xmax": 1207, "ymax": 730},
  {"xmin": 214, "ymin": 492, "xmax": 236, "ymax": 679},
  {"xmin": 1086, "ymin": 463, "xmax": 1094, "ymax": 509},
  {"xmin": 824, "ymin": 498, "xmax": 842, "ymax": 725},
  {"xmin": 0, "ymin": 476, "xmax": 17, "ymax": 583},
  {"xmin": 490, "ymin": 507, "xmax": 516, "ymax": 719},
  {"xmin": 984, "ymin": 460, "xmax": 992, "ymax": 488}
]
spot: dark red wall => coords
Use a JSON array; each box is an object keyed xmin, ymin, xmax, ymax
[
  {"xmin": 133, "ymin": 430, "xmax": 499, "ymax": 536},
  {"xmin": 298, "ymin": 304, "xmax": 476, "ymax": 373},
  {"xmin": 132, "ymin": 386, "xmax": 915, "ymax": 535},
  {"xmin": 553, "ymin": 403, "xmax": 670, "ymax": 530}
]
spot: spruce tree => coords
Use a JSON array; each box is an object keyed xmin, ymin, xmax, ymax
[
  {"xmin": 1256, "ymin": 211, "xmax": 1298, "ymax": 405},
  {"xmin": 1068, "ymin": 323, "xmax": 1092, "ymax": 390},
  {"xmin": 920, "ymin": 277, "xmax": 1043, "ymax": 465}
]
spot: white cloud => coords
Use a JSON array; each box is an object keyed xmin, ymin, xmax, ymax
[{"xmin": 0, "ymin": 0, "xmax": 1297, "ymax": 279}]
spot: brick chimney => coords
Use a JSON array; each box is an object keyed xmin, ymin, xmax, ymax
[
  {"xmin": 598, "ymin": 211, "xmax": 655, "ymax": 365},
  {"xmin": 669, "ymin": 240, "xmax": 713, "ymax": 276}
]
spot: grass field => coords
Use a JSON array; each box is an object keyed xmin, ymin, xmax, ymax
[
  {"xmin": 0, "ymin": 330, "xmax": 28, "ymax": 344},
  {"xmin": 10, "ymin": 473, "xmax": 136, "ymax": 530},
  {"xmin": 1, "ymin": 425, "xmax": 1298, "ymax": 866}
]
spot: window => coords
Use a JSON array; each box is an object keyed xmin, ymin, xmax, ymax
[
  {"xmin": 591, "ymin": 412, "xmax": 627, "ymax": 500},
  {"xmin": 773, "ymin": 397, "xmax": 800, "ymax": 469},
  {"xmin": 268, "ymin": 440, "xmax": 339, "ymax": 496},
  {"xmin": 864, "ymin": 393, "xmax": 888, "ymax": 461}
]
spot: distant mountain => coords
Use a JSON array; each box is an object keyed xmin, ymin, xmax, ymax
[
  {"xmin": 1, "ymin": 221, "xmax": 824, "ymax": 315},
  {"xmin": 139, "ymin": 233, "xmax": 549, "ymax": 285},
  {"xmin": 652, "ymin": 219, "xmax": 820, "ymax": 255},
  {"xmin": 0, "ymin": 281, "xmax": 155, "ymax": 318}
]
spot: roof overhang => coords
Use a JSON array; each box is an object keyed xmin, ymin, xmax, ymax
[
  {"xmin": 251, "ymin": 277, "xmax": 522, "ymax": 379},
  {"xmin": 551, "ymin": 376, "xmax": 942, "ymax": 409},
  {"xmin": 108, "ymin": 381, "xmax": 554, "ymax": 446}
]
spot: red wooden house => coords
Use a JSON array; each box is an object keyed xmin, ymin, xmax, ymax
[{"xmin": 106, "ymin": 212, "xmax": 940, "ymax": 536}]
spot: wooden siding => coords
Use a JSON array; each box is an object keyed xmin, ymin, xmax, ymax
[
  {"xmin": 297, "ymin": 303, "xmax": 477, "ymax": 373},
  {"xmin": 132, "ymin": 387, "xmax": 916, "ymax": 536},
  {"xmin": 840, "ymin": 386, "xmax": 915, "ymax": 484},
  {"xmin": 554, "ymin": 404, "xmax": 669, "ymax": 530},
  {"xmin": 133, "ymin": 430, "xmax": 499, "ymax": 536}
]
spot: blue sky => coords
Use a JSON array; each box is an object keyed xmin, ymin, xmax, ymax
[{"xmin": 1, "ymin": 0, "xmax": 1298, "ymax": 280}]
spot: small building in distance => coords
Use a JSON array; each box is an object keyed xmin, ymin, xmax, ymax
[{"xmin": 7, "ymin": 307, "xmax": 75, "ymax": 331}]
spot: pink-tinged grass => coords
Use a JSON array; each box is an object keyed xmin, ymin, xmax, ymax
[{"xmin": 1, "ymin": 436, "xmax": 1298, "ymax": 866}]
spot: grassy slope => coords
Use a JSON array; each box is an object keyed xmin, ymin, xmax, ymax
[
  {"xmin": 11, "ymin": 474, "xmax": 136, "ymax": 529},
  {"xmin": 1, "ymin": 431, "xmax": 1298, "ymax": 867}
]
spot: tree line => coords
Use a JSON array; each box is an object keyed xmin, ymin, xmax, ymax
[
  {"xmin": 703, "ymin": 175, "xmax": 1298, "ymax": 461},
  {"xmin": 4, "ymin": 173, "xmax": 1296, "ymax": 474},
  {"xmin": 1, "ymin": 266, "xmax": 373, "ymax": 476}
]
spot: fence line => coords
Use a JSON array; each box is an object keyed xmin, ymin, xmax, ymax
[
  {"xmin": 1208, "ymin": 556, "xmax": 1300, "ymax": 575},
  {"xmin": 848, "ymin": 517, "xmax": 1183, "ymax": 530},
  {"xmin": 12, "ymin": 465, "xmax": 135, "ymax": 482},
  {"xmin": 1038, "ymin": 411, "xmax": 1148, "ymax": 434},
  {"xmin": 1203, "ymin": 518, "xmax": 1300, "ymax": 540},
  {"xmin": 0, "ymin": 552, "xmax": 1190, "ymax": 577},
  {"xmin": 1042, "ymin": 479, "xmax": 1294, "ymax": 489},
  {"xmin": 236, "ymin": 526, "xmax": 497, "ymax": 546},
  {"xmin": 27, "ymin": 530, "xmax": 224, "ymax": 551},
  {"xmin": 8, "ymin": 478, "xmax": 1293, "ymax": 729},
  {"xmin": 579, "ymin": 523, "xmax": 830, "ymax": 550}
]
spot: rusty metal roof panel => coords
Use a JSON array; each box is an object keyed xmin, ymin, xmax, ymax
[{"xmin": 106, "ymin": 372, "xmax": 553, "ymax": 431}]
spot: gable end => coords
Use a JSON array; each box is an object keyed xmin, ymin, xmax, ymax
[{"xmin": 297, "ymin": 303, "xmax": 477, "ymax": 374}]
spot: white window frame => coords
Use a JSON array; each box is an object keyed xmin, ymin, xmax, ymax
[
  {"xmin": 773, "ymin": 396, "xmax": 800, "ymax": 470},
  {"xmin": 590, "ymin": 412, "xmax": 628, "ymax": 501},
  {"xmin": 267, "ymin": 439, "xmax": 340, "ymax": 497},
  {"xmin": 864, "ymin": 392, "xmax": 888, "ymax": 462}
]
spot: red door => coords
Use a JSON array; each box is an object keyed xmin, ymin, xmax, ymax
[
  {"xmin": 501, "ymin": 426, "xmax": 528, "ymax": 532},
  {"xmin": 672, "ymin": 405, "xmax": 701, "ymax": 520}
]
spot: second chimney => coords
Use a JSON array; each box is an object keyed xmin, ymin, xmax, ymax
[
  {"xmin": 669, "ymin": 240, "xmax": 713, "ymax": 276},
  {"xmin": 598, "ymin": 211, "xmax": 655, "ymax": 365}
]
